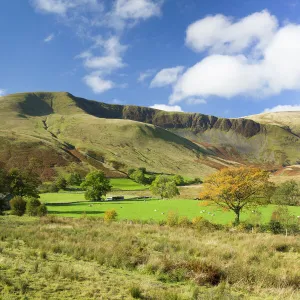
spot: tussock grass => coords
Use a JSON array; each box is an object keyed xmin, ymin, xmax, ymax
[{"xmin": 0, "ymin": 216, "xmax": 299, "ymax": 299}]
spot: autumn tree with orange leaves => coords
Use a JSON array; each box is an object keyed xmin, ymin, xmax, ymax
[{"xmin": 199, "ymin": 167, "xmax": 271, "ymax": 225}]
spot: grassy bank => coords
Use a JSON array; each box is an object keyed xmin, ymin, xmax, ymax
[{"xmin": 0, "ymin": 216, "xmax": 299, "ymax": 299}]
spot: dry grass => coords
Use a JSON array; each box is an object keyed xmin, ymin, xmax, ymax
[{"xmin": 0, "ymin": 216, "xmax": 299, "ymax": 299}]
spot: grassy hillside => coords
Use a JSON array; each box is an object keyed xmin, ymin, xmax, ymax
[
  {"xmin": 1, "ymin": 91, "xmax": 300, "ymax": 179},
  {"xmin": 246, "ymin": 111, "xmax": 300, "ymax": 137},
  {"xmin": 0, "ymin": 92, "xmax": 215, "ymax": 179}
]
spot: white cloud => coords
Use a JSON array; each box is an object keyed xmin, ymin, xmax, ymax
[
  {"xmin": 114, "ymin": 0, "xmax": 162, "ymax": 20},
  {"xmin": 44, "ymin": 33, "xmax": 55, "ymax": 42},
  {"xmin": 186, "ymin": 10, "xmax": 277, "ymax": 55},
  {"xmin": 150, "ymin": 66, "xmax": 184, "ymax": 88},
  {"xmin": 83, "ymin": 72, "xmax": 114, "ymax": 93},
  {"xmin": 138, "ymin": 69, "xmax": 156, "ymax": 82},
  {"xmin": 170, "ymin": 12, "xmax": 300, "ymax": 104},
  {"xmin": 31, "ymin": 0, "xmax": 102, "ymax": 15},
  {"xmin": 78, "ymin": 36, "xmax": 127, "ymax": 73},
  {"xmin": 263, "ymin": 104, "xmax": 300, "ymax": 113},
  {"xmin": 31, "ymin": 0, "xmax": 164, "ymax": 94},
  {"xmin": 150, "ymin": 104, "xmax": 183, "ymax": 112},
  {"xmin": 0, "ymin": 89, "xmax": 6, "ymax": 97}
]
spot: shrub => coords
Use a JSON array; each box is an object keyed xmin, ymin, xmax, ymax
[
  {"xmin": 67, "ymin": 172, "xmax": 82, "ymax": 186},
  {"xmin": 173, "ymin": 175, "xmax": 184, "ymax": 186},
  {"xmin": 10, "ymin": 196, "xmax": 26, "ymax": 216},
  {"xmin": 178, "ymin": 216, "xmax": 191, "ymax": 227},
  {"xmin": 37, "ymin": 204, "xmax": 48, "ymax": 217},
  {"xmin": 166, "ymin": 211, "xmax": 179, "ymax": 227},
  {"xmin": 26, "ymin": 197, "xmax": 42, "ymax": 216},
  {"xmin": 47, "ymin": 183, "xmax": 59, "ymax": 193},
  {"xmin": 104, "ymin": 209, "xmax": 118, "ymax": 222},
  {"xmin": 127, "ymin": 168, "xmax": 136, "ymax": 176},
  {"xmin": 269, "ymin": 220, "xmax": 283, "ymax": 234},
  {"xmin": 129, "ymin": 285, "xmax": 143, "ymax": 299},
  {"xmin": 55, "ymin": 176, "xmax": 67, "ymax": 190}
]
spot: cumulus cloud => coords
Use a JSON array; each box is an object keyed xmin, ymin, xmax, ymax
[
  {"xmin": 31, "ymin": 0, "xmax": 102, "ymax": 15},
  {"xmin": 169, "ymin": 11, "xmax": 300, "ymax": 104},
  {"xmin": 44, "ymin": 33, "xmax": 55, "ymax": 42},
  {"xmin": 114, "ymin": 0, "xmax": 162, "ymax": 20},
  {"xmin": 150, "ymin": 66, "xmax": 184, "ymax": 88},
  {"xmin": 186, "ymin": 10, "xmax": 277, "ymax": 55},
  {"xmin": 0, "ymin": 89, "xmax": 6, "ymax": 97},
  {"xmin": 81, "ymin": 36, "xmax": 127, "ymax": 72},
  {"xmin": 83, "ymin": 72, "xmax": 114, "ymax": 93},
  {"xmin": 32, "ymin": 0, "xmax": 164, "ymax": 94},
  {"xmin": 150, "ymin": 104, "xmax": 183, "ymax": 112},
  {"xmin": 263, "ymin": 104, "xmax": 300, "ymax": 113}
]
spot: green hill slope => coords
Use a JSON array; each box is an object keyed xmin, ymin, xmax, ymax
[
  {"xmin": 0, "ymin": 92, "xmax": 216, "ymax": 179},
  {"xmin": 0, "ymin": 91, "xmax": 299, "ymax": 179}
]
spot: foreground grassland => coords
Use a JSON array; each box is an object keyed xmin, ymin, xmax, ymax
[
  {"xmin": 0, "ymin": 216, "xmax": 299, "ymax": 300},
  {"xmin": 39, "ymin": 192, "xmax": 300, "ymax": 224}
]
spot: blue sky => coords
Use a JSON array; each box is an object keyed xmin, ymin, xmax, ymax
[{"xmin": 1, "ymin": 0, "xmax": 300, "ymax": 117}]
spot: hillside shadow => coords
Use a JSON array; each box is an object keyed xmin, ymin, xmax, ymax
[{"xmin": 19, "ymin": 93, "xmax": 53, "ymax": 116}]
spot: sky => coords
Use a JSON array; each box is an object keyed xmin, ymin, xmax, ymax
[{"xmin": 1, "ymin": 0, "xmax": 300, "ymax": 118}]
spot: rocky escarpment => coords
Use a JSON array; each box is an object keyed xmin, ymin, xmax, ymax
[{"xmin": 121, "ymin": 106, "xmax": 264, "ymax": 138}]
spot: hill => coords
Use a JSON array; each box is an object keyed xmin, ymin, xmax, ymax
[
  {"xmin": 246, "ymin": 111, "xmax": 300, "ymax": 137},
  {"xmin": 0, "ymin": 92, "xmax": 217, "ymax": 179},
  {"xmin": 0, "ymin": 91, "xmax": 299, "ymax": 180}
]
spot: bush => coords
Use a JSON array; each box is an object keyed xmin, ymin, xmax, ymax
[
  {"xmin": 26, "ymin": 198, "xmax": 42, "ymax": 216},
  {"xmin": 10, "ymin": 196, "xmax": 26, "ymax": 216},
  {"xmin": 67, "ymin": 173, "xmax": 82, "ymax": 186},
  {"xmin": 104, "ymin": 209, "xmax": 118, "ymax": 222},
  {"xmin": 173, "ymin": 175, "xmax": 184, "ymax": 186},
  {"xmin": 129, "ymin": 285, "xmax": 143, "ymax": 299},
  {"xmin": 166, "ymin": 211, "xmax": 179, "ymax": 227},
  {"xmin": 55, "ymin": 176, "xmax": 67, "ymax": 190},
  {"xmin": 269, "ymin": 220, "xmax": 283, "ymax": 234},
  {"xmin": 127, "ymin": 168, "xmax": 136, "ymax": 176},
  {"xmin": 37, "ymin": 204, "xmax": 48, "ymax": 217},
  {"xmin": 178, "ymin": 216, "xmax": 191, "ymax": 227}
]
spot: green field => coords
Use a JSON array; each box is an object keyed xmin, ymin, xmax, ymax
[
  {"xmin": 110, "ymin": 178, "xmax": 148, "ymax": 191},
  {"xmin": 40, "ymin": 193, "xmax": 300, "ymax": 224}
]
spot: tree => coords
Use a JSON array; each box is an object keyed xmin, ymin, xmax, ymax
[
  {"xmin": 130, "ymin": 170, "xmax": 147, "ymax": 185},
  {"xmin": 10, "ymin": 196, "xmax": 26, "ymax": 216},
  {"xmin": 270, "ymin": 206, "xmax": 298, "ymax": 235},
  {"xmin": 67, "ymin": 172, "xmax": 82, "ymax": 186},
  {"xmin": 7, "ymin": 168, "xmax": 40, "ymax": 198},
  {"xmin": 80, "ymin": 171, "xmax": 112, "ymax": 201},
  {"xmin": 37, "ymin": 204, "xmax": 48, "ymax": 217},
  {"xmin": 150, "ymin": 175, "xmax": 180, "ymax": 199},
  {"xmin": 272, "ymin": 180, "xmax": 300, "ymax": 206},
  {"xmin": 26, "ymin": 198, "xmax": 42, "ymax": 216},
  {"xmin": 263, "ymin": 182, "xmax": 276, "ymax": 203},
  {"xmin": 55, "ymin": 176, "xmax": 68, "ymax": 190},
  {"xmin": 127, "ymin": 168, "xmax": 136, "ymax": 177},
  {"xmin": 199, "ymin": 167, "xmax": 270, "ymax": 225},
  {"xmin": 173, "ymin": 175, "xmax": 184, "ymax": 186}
]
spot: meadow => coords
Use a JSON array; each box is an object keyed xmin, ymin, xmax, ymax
[
  {"xmin": 39, "ymin": 192, "xmax": 300, "ymax": 224},
  {"xmin": 0, "ymin": 216, "xmax": 299, "ymax": 300}
]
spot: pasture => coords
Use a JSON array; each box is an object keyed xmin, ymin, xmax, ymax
[
  {"xmin": 40, "ymin": 193, "xmax": 300, "ymax": 224},
  {"xmin": 110, "ymin": 178, "xmax": 148, "ymax": 191}
]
